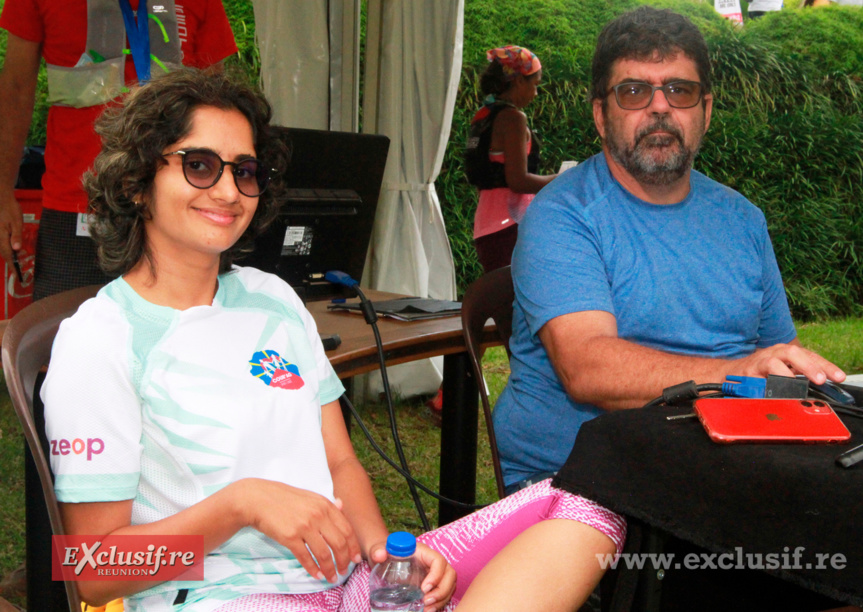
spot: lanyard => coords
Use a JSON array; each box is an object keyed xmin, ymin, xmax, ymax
[{"xmin": 119, "ymin": 0, "xmax": 151, "ymax": 83}]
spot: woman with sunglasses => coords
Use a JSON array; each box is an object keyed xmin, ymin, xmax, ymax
[
  {"xmin": 41, "ymin": 68, "xmax": 624, "ymax": 612},
  {"xmin": 464, "ymin": 45, "xmax": 558, "ymax": 273}
]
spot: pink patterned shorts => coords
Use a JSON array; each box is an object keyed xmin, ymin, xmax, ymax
[{"xmin": 214, "ymin": 480, "xmax": 625, "ymax": 612}]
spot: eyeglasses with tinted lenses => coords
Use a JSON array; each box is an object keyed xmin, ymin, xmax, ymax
[
  {"xmin": 610, "ymin": 81, "xmax": 703, "ymax": 110},
  {"xmin": 162, "ymin": 149, "xmax": 271, "ymax": 197}
]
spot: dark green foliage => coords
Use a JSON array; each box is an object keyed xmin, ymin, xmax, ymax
[
  {"xmin": 222, "ymin": 0, "xmax": 259, "ymax": 75},
  {"xmin": 742, "ymin": 6, "xmax": 863, "ymax": 76},
  {"xmin": 440, "ymin": 0, "xmax": 863, "ymax": 320}
]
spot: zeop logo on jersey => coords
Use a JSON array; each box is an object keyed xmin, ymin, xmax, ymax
[
  {"xmin": 50, "ymin": 437, "xmax": 105, "ymax": 461},
  {"xmin": 249, "ymin": 350, "xmax": 305, "ymax": 390}
]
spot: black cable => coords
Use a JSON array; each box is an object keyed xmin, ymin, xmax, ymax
[
  {"xmin": 695, "ymin": 391, "xmax": 725, "ymax": 400},
  {"xmin": 806, "ymin": 388, "xmax": 863, "ymax": 419},
  {"xmin": 352, "ymin": 286, "xmax": 431, "ymax": 530},
  {"xmin": 834, "ymin": 406, "xmax": 863, "ymax": 420},
  {"xmin": 342, "ymin": 393, "xmax": 486, "ymax": 511},
  {"xmin": 643, "ymin": 382, "xmax": 724, "ymax": 408},
  {"xmin": 647, "ymin": 381, "xmax": 863, "ymax": 420}
]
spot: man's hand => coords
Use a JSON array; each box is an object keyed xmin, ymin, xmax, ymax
[
  {"xmin": 730, "ymin": 341, "xmax": 845, "ymax": 386},
  {"xmin": 0, "ymin": 192, "xmax": 24, "ymax": 264}
]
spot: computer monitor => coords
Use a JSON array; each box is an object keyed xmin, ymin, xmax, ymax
[{"xmin": 239, "ymin": 127, "xmax": 390, "ymax": 300}]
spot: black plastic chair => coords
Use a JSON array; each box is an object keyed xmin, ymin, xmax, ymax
[
  {"xmin": 460, "ymin": 265, "xmax": 515, "ymax": 499},
  {"xmin": 2, "ymin": 284, "xmax": 102, "ymax": 612}
]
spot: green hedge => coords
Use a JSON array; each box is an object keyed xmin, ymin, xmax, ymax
[{"xmin": 442, "ymin": 0, "xmax": 863, "ymax": 320}]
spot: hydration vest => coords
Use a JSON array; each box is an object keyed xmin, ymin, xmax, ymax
[
  {"xmin": 464, "ymin": 102, "xmax": 540, "ymax": 190},
  {"xmin": 46, "ymin": 0, "xmax": 182, "ymax": 108}
]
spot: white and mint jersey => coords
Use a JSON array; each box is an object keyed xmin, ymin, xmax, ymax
[{"xmin": 42, "ymin": 267, "xmax": 348, "ymax": 611}]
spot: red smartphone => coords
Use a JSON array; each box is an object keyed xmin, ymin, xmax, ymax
[{"xmin": 693, "ymin": 398, "xmax": 851, "ymax": 444}]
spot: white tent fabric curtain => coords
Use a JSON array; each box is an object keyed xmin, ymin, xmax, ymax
[
  {"xmin": 254, "ymin": 0, "xmax": 359, "ymax": 132},
  {"xmin": 254, "ymin": 0, "xmax": 330, "ymax": 129},
  {"xmin": 361, "ymin": 0, "xmax": 464, "ymax": 397}
]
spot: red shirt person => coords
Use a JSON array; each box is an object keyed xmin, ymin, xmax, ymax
[{"xmin": 0, "ymin": 0, "xmax": 238, "ymax": 300}]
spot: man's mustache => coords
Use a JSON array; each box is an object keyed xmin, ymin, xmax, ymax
[{"xmin": 635, "ymin": 120, "xmax": 683, "ymax": 147}]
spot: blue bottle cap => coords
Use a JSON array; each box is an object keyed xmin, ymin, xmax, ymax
[{"xmin": 385, "ymin": 531, "xmax": 417, "ymax": 557}]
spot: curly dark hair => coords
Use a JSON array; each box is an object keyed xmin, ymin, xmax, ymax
[
  {"xmin": 590, "ymin": 7, "xmax": 712, "ymax": 102},
  {"xmin": 84, "ymin": 67, "xmax": 291, "ymax": 277}
]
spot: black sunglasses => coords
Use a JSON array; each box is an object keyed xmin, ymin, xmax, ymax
[
  {"xmin": 162, "ymin": 149, "xmax": 272, "ymax": 197},
  {"xmin": 610, "ymin": 80, "xmax": 703, "ymax": 110}
]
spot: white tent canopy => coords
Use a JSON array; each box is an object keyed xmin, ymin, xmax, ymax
[{"xmin": 254, "ymin": 0, "xmax": 463, "ymax": 397}]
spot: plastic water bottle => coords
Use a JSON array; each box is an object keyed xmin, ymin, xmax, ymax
[{"xmin": 369, "ymin": 531, "xmax": 427, "ymax": 612}]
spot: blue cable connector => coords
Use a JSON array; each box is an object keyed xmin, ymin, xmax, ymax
[{"xmin": 722, "ymin": 375, "xmax": 767, "ymax": 398}]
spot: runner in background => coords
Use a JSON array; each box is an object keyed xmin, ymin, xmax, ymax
[{"xmin": 0, "ymin": 0, "xmax": 238, "ymax": 301}]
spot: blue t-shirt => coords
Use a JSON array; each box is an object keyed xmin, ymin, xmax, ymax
[{"xmin": 493, "ymin": 153, "xmax": 797, "ymax": 486}]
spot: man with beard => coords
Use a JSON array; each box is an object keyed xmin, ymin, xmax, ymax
[{"xmin": 492, "ymin": 6, "xmax": 845, "ymax": 494}]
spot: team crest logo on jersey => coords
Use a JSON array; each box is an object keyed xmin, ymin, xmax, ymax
[{"xmin": 249, "ymin": 350, "xmax": 305, "ymax": 390}]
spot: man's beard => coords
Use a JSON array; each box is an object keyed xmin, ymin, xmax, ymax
[{"xmin": 605, "ymin": 115, "xmax": 703, "ymax": 186}]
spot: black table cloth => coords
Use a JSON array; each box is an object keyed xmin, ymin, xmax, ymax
[{"xmin": 553, "ymin": 404, "xmax": 863, "ymax": 607}]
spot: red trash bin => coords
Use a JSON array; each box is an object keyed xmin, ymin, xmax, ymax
[{"xmin": 4, "ymin": 189, "xmax": 42, "ymax": 319}]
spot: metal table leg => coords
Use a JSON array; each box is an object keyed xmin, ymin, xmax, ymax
[{"xmin": 437, "ymin": 351, "xmax": 478, "ymax": 526}]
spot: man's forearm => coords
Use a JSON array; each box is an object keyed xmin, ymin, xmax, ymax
[
  {"xmin": 0, "ymin": 89, "xmax": 37, "ymax": 196},
  {"xmin": 0, "ymin": 35, "xmax": 42, "ymax": 261},
  {"xmin": 553, "ymin": 335, "xmax": 740, "ymax": 410},
  {"xmin": 541, "ymin": 312, "xmax": 843, "ymax": 411},
  {"xmin": 0, "ymin": 36, "xmax": 41, "ymax": 197}
]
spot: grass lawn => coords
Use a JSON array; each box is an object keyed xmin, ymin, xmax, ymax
[
  {"xmin": 0, "ymin": 317, "xmax": 860, "ymax": 605},
  {"xmin": 796, "ymin": 317, "xmax": 863, "ymax": 375},
  {"xmin": 0, "ymin": 403, "xmax": 25, "ymax": 600}
]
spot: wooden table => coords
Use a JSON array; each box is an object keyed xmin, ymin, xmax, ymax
[{"xmin": 308, "ymin": 291, "xmax": 498, "ymax": 525}]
